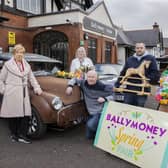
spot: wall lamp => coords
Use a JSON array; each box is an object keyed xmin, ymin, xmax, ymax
[{"xmin": 83, "ymin": 32, "xmax": 89, "ymax": 40}]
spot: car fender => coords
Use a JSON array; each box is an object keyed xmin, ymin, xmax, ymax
[{"xmin": 30, "ymin": 91, "xmax": 57, "ymax": 123}]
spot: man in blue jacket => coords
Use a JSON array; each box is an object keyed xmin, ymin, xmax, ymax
[
  {"xmin": 66, "ymin": 70, "xmax": 113, "ymax": 139},
  {"xmin": 115, "ymin": 42, "xmax": 160, "ymax": 107}
]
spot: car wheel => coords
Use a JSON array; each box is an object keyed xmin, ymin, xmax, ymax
[{"xmin": 28, "ymin": 107, "xmax": 47, "ymax": 139}]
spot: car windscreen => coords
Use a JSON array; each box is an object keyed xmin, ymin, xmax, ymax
[
  {"xmin": 29, "ymin": 61, "xmax": 61, "ymax": 76},
  {"xmin": 95, "ymin": 64, "xmax": 120, "ymax": 76},
  {"xmin": 0, "ymin": 52, "xmax": 63, "ymax": 75}
]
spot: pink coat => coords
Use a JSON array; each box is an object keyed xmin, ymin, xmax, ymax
[{"xmin": 0, "ymin": 58, "xmax": 41, "ymax": 118}]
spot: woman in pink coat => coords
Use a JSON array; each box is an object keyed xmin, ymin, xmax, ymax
[{"xmin": 0, "ymin": 44, "xmax": 42, "ymax": 144}]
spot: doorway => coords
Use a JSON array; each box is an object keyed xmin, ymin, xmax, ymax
[{"xmin": 33, "ymin": 30, "xmax": 68, "ymax": 69}]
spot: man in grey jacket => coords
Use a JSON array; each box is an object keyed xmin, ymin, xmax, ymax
[{"xmin": 66, "ymin": 70, "xmax": 113, "ymax": 139}]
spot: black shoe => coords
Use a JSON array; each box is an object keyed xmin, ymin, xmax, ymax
[
  {"xmin": 18, "ymin": 136, "xmax": 31, "ymax": 144},
  {"xmin": 10, "ymin": 135, "xmax": 18, "ymax": 142}
]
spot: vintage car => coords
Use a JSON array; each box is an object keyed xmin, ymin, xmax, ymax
[{"xmin": 0, "ymin": 53, "xmax": 87, "ymax": 138}]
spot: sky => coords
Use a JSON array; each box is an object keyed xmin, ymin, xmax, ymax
[{"xmin": 93, "ymin": 0, "xmax": 168, "ymax": 37}]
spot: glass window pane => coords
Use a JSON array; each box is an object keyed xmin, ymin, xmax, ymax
[
  {"xmin": 17, "ymin": 0, "xmax": 22, "ymax": 8},
  {"xmin": 16, "ymin": 0, "xmax": 41, "ymax": 14},
  {"xmin": 105, "ymin": 42, "xmax": 112, "ymax": 63},
  {"xmin": 88, "ymin": 38, "xmax": 97, "ymax": 64}
]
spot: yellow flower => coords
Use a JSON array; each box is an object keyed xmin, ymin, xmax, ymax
[
  {"xmin": 160, "ymin": 99, "xmax": 168, "ymax": 105},
  {"xmin": 68, "ymin": 72, "xmax": 74, "ymax": 78}
]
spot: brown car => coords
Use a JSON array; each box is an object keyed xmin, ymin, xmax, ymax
[{"xmin": 0, "ymin": 53, "xmax": 87, "ymax": 138}]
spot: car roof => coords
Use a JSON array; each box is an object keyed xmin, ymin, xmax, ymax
[
  {"xmin": 0, "ymin": 52, "xmax": 62, "ymax": 64},
  {"xmin": 95, "ymin": 63, "xmax": 123, "ymax": 75}
]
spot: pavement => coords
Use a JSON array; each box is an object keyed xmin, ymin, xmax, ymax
[{"xmin": 0, "ymin": 119, "xmax": 139, "ymax": 168}]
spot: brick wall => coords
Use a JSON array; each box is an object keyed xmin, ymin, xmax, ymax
[
  {"xmin": 0, "ymin": 11, "xmax": 117, "ymax": 68},
  {"xmin": 0, "ymin": 11, "xmax": 30, "ymax": 51},
  {"xmin": 26, "ymin": 23, "xmax": 83, "ymax": 67}
]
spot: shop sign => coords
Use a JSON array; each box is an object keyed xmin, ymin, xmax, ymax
[
  {"xmin": 83, "ymin": 17, "xmax": 115, "ymax": 37},
  {"xmin": 94, "ymin": 101, "xmax": 168, "ymax": 168},
  {"xmin": 8, "ymin": 32, "xmax": 15, "ymax": 45},
  {"xmin": 80, "ymin": 40, "xmax": 84, "ymax": 46}
]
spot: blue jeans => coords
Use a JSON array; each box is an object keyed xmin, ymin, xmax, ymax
[
  {"xmin": 86, "ymin": 113, "xmax": 101, "ymax": 139},
  {"xmin": 124, "ymin": 93, "xmax": 147, "ymax": 107}
]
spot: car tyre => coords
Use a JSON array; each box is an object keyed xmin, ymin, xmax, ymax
[{"xmin": 28, "ymin": 107, "xmax": 47, "ymax": 139}]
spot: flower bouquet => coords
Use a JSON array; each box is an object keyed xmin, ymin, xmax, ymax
[
  {"xmin": 155, "ymin": 69, "xmax": 168, "ymax": 104},
  {"xmin": 75, "ymin": 65, "xmax": 94, "ymax": 79},
  {"xmin": 56, "ymin": 71, "xmax": 74, "ymax": 79},
  {"xmin": 55, "ymin": 65, "xmax": 93, "ymax": 79},
  {"xmin": 79, "ymin": 65, "xmax": 93, "ymax": 73},
  {"xmin": 55, "ymin": 69, "xmax": 84, "ymax": 79}
]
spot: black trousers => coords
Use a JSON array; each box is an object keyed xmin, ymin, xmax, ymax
[{"xmin": 8, "ymin": 116, "xmax": 30, "ymax": 137}]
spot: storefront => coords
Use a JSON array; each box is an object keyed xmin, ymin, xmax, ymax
[{"xmin": 0, "ymin": 0, "xmax": 117, "ymax": 70}]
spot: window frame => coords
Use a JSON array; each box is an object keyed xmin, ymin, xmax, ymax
[
  {"xmin": 16, "ymin": 0, "xmax": 42, "ymax": 14},
  {"xmin": 105, "ymin": 41, "xmax": 112, "ymax": 63},
  {"xmin": 88, "ymin": 37, "xmax": 97, "ymax": 64}
]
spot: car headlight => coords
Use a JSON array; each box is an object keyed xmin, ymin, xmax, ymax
[{"xmin": 52, "ymin": 96, "xmax": 63, "ymax": 110}]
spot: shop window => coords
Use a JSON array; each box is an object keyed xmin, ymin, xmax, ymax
[
  {"xmin": 88, "ymin": 38, "xmax": 97, "ymax": 64},
  {"xmin": 105, "ymin": 42, "xmax": 112, "ymax": 63},
  {"xmin": 84, "ymin": 0, "xmax": 93, "ymax": 9},
  {"xmin": 16, "ymin": 0, "xmax": 41, "ymax": 14}
]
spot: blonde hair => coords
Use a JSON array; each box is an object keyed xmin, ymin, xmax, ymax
[
  {"xmin": 13, "ymin": 44, "xmax": 25, "ymax": 54},
  {"xmin": 75, "ymin": 46, "xmax": 87, "ymax": 58}
]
